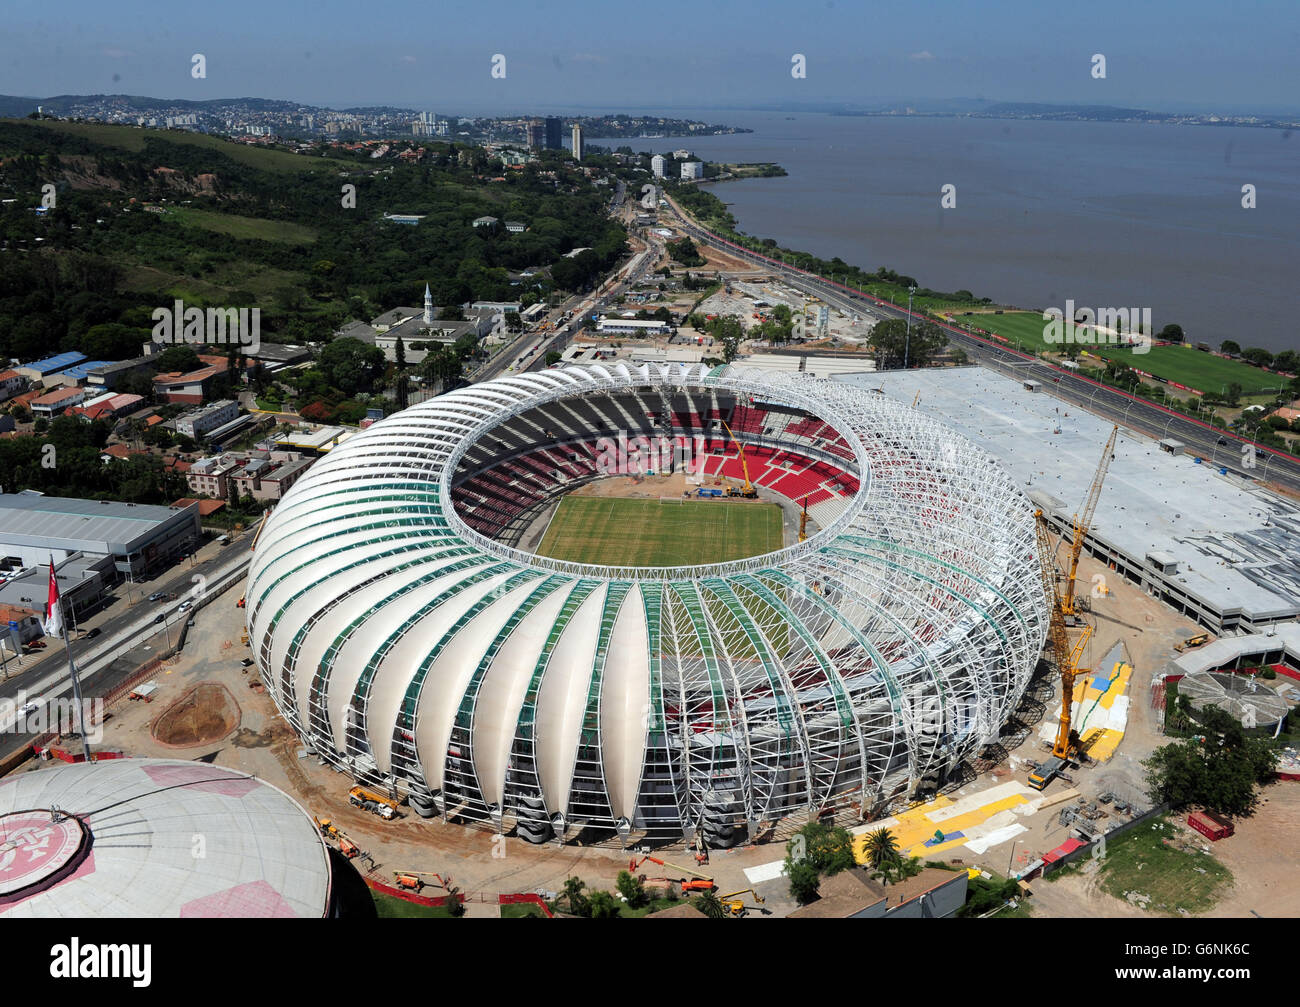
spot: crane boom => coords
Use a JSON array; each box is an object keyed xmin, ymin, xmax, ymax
[
  {"xmin": 1063, "ymin": 425, "xmax": 1118, "ymax": 617},
  {"xmin": 1034, "ymin": 510, "xmax": 1092, "ymax": 763},
  {"xmin": 720, "ymin": 419, "xmax": 757, "ymax": 497}
]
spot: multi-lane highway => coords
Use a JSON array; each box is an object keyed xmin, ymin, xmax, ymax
[
  {"xmin": 0, "ymin": 532, "xmax": 253, "ymax": 757},
  {"xmin": 661, "ymin": 194, "xmax": 1300, "ymax": 495}
]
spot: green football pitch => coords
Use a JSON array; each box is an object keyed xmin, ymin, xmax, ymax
[
  {"xmin": 960, "ymin": 311, "xmax": 1282, "ymax": 395},
  {"xmin": 535, "ymin": 496, "xmax": 784, "ymax": 567}
]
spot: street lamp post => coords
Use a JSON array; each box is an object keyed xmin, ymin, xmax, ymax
[{"xmin": 904, "ymin": 285, "xmax": 917, "ymax": 369}]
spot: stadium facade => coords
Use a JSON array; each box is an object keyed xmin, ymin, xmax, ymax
[{"xmin": 246, "ymin": 363, "xmax": 1047, "ymax": 846}]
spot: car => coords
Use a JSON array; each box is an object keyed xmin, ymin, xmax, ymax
[
  {"xmin": 148, "ymin": 592, "xmax": 163, "ymax": 602},
  {"xmin": 153, "ymin": 613, "xmax": 165, "ymax": 624},
  {"xmin": 85, "ymin": 628, "xmax": 101, "ymax": 640},
  {"xmin": 17, "ymin": 700, "xmax": 41, "ymax": 718},
  {"xmin": 178, "ymin": 601, "xmax": 192, "ymax": 612},
  {"xmin": 240, "ymin": 658, "xmax": 254, "ymax": 667},
  {"xmin": 1217, "ymin": 436, "xmax": 1228, "ymax": 445}
]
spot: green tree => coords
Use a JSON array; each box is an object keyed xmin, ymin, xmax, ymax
[
  {"xmin": 227, "ymin": 476, "xmax": 240, "ymax": 511},
  {"xmin": 692, "ymin": 890, "xmax": 728, "ymax": 919},
  {"xmin": 869, "ymin": 318, "xmax": 948, "ymax": 369},
  {"xmin": 588, "ymin": 890, "xmax": 620, "ymax": 919},
  {"xmin": 1220, "ymin": 340, "xmax": 1241, "ymax": 355},
  {"xmin": 320, "ymin": 338, "xmax": 384, "ymax": 395},
  {"xmin": 1158, "ymin": 323, "xmax": 1185, "ymax": 344},
  {"xmin": 864, "ymin": 827, "xmax": 901, "ymax": 871},
  {"xmin": 155, "ymin": 345, "xmax": 202, "ymax": 373},
  {"xmin": 1144, "ymin": 705, "xmax": 1278, "ymax": 816},
  {"xmin": 787, "ymin": 861, "xmax": 820, "ymax": 904},
  {"xmin": 615, "ymin": 870, "xmax": 648, "ymax": 909},
  {"xmin": 560, "ymin": 876, "xmax": 590, "ymax": 918}
]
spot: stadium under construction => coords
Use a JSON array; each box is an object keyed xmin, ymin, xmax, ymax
[{"xmin": 246, "ymin": 363, "xmax": 1048, "ymax": 847}]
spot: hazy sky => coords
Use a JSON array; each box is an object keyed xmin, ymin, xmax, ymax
[{"xmin": 4, "ymin": 0, "xmax": 1299, "ymax": 114}]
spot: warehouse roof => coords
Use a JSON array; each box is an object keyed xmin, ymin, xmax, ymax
[{"xmin": 0, "ymin": 493, "xmax": 196, "ymax": 551}]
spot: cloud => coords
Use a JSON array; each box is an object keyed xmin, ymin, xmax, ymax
[
  {"xmin": 908, "ymin": 50, "xmax": 935, "ymax": 61},
  {"xmin": 400, "ymin": 55, "xmax": 417, "ymax": 64}
]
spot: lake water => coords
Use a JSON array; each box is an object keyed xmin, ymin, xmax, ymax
[{"xmin": 616, "ymin": 110, "xmax": 1300, "ymax": 353}]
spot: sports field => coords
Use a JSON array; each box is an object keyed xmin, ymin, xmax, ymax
[
  {"xmin": 1084, "ymin": 344, "xmax": 1286, "ymax": 396},
  {"xmin": 958, "ymin": 311, "xmax": 1282, "ymax": 394},
  {"xmin": 535, "ymin": 496, "xmax": 784, "ymax": 567}
]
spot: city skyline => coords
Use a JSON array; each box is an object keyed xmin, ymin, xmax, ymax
[{"xmin": 4, "ymin": 0, "xmax": 1299, "ymax": 116}]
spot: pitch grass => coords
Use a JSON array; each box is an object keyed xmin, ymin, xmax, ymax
[
  {"xmin": 535, "ymin": 496, "xmax": 783, "ymax": 568},
  {"xmin": 956, "ymin": 311, "xmax": 1282, "ymax": 394},
  {"xmin": 1093, "ymin": 815, "xmax": 1232, "ymax": 916}
]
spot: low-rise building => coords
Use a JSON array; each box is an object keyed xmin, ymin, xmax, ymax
[
  {"xmin": 787, "ymin": 867, "xmax": 968, "ymax": 919},
  {"xmin": 0, "ymin": 494, "xmax": 200, "ymax": 578},
  {"xmin": 84, "ymin": 357, "xmax": 153, "ymax": 391},
  {"xmin": 42, "ymin": 360, "xmax": 111, "ymax": 389},
  {"xmin": 68, "ymin": 392, "xmax": 145, "ymax": 422},
  {"xmin": 30, "ymin": 386, "xmax": 87, "ymax": 418},
  {"xmin": 15, "ymin": 352, "xmax": 87, "ymax": 383},
  {"xmin": 596, "ymin": 317, "xmax": 673, "ymax": 336},
  {"xmin": 185, "ymin": 454, "xmax": 244, "ymax": 499},
  {"xmin": 0, "ymin": 369, "xmax": 26, "ymax": 402},
  {"xmin": 472, "ymin": 215, "xmax": 499, "ymax": 228},
  {"xmin": 175, "ymin": 399, "xmax": 239, "ymax": 441},
  {"xmin": 680, "ymin": 161, "xmax": 704, "ymax": 181}
]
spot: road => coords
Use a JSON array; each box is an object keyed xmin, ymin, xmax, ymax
[
  {"xmin": 0, "ymin": 528, "xmax": 255, "ymax": 755},
  {"xmin": 659, "ymin": 193, "xmax": 1300, "ymax": 495}
]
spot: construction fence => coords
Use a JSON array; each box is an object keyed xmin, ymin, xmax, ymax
[{"xmin": 1040, "ymin": 803, "xmax": 1170, "ymax": 877}]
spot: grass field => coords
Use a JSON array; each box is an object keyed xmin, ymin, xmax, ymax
[
  {"xmin": 1095, "ymin": 816, "xmax": 1232, "ymax": 915},
  {"xmin": 371, "ymin": 890, "xmax": 460, "ymax": 918},
  {"xmin": 166, "ymin": 206, "xmax": 318, "ymax": 244},
  {"xmin": 955, "ymin": 311, "xmax": 1283, "ymax": 394},
  {"xmin": 951, "ymin": 310, "xmax": 1058, "ymax": 352},
  {"xmin": 535, "ymin": 496, "xmax": 783, "ymax": 567},
  {"xmin": 1085, "ymin": 344, "xmax": 1287, "ymax": 396}
]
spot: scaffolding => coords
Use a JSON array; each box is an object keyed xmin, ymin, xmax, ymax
[{"xmin": 245, "ymin": 363, "xmax": 1048, "ymax": 846}]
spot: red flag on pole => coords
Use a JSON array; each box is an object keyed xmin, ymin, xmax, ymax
[{"xmin": 43, "ymin": 560, "xmax": 63, "ymax": 638}]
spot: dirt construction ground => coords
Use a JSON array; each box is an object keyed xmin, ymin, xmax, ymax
[{"xmin": 13, "ymin": 543, "xmax": 1295, "ymax": 917}]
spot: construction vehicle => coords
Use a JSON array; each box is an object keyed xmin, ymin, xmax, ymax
[
  {"xmin": 720, "ymin": 889, "xmax": 765, "ymax": 916},
  {"xmin": 392, "ymin": 870, "xmax": 452, "ymax": 892},
  {"xmin": 1028, "ymin": 509, "xmax": 1093, "ymax": 791},
  {"xmin": 628, "ymin": 854, "xmax": 713, "ymax": 884},
  {"xmin": 1174, "ymin": 633, "xmax": 1210, "ymax": 653},
  {"xmin": 249, "ymin": 507, "xmax": 272, "ymax": 553},
  {"xmin": 798, "ymin": 496, "xmax": 809, "ymax": 543},
  {"xmin": 1061, "ymin": 425, "xmax": 1118, "ymax": 622},
  {"xmin": 349, "ymin": 785, "xmax": 398, "ymax": 819},
  {"xmin": 314, "ymin": 817, "xmax": 362, "ymax": 858},
  {"xmin": 719, "ymin": 420, "xmax": 758, "ymax": 498}
]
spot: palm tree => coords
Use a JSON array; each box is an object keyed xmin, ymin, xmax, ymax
[
  {"xmin": 864, "ymin": 827, "xmax": 901, "ymax": 872},
  {"xmin": 692, "ymin": 890, "xmax": 728, "ymax": 919}
]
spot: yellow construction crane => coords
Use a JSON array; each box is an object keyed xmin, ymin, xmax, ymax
[
  {"xmin": 1028, "ymin": 509, "xmax": 1093, "ymax": 791},
  {"xmin": 1061, "ymin": 425, "xmax": 1118, "ymax": 620},
  {"xmin": 720, "ymin": 420, "xmax": 758, "ymax": 499}
]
